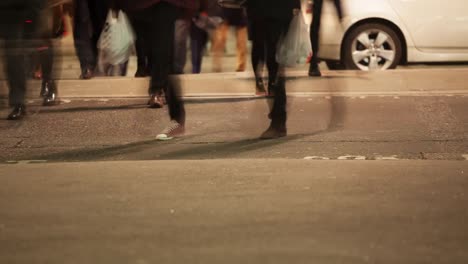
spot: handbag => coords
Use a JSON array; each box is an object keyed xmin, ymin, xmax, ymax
[{"xmin": 217, "ymin": 0, "xmax": 248, "ymax": 9}]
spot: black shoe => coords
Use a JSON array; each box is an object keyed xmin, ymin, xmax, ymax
[
  {"xmin": 308, "ymin": 63, "xmax": 322, "ymax": 77},
  {"xmin": 260, "ymin": 125, "xmax": 287, "ymax": 139},
  {"xmin": 40, "ymin": 80, "xmax": 55, "ymax": 97},
  {"xmin": 42, "ymin": 81, "xmax": 58, "ymax": 106},
  {"xmin": 255, "ymin": 78, "xmax": 267, "ymax": 96},
  {"xmin": 7, "ymin": 104, "xmax": 26, "ymax": 120},
  {"xmin": 80, "ymin": 68, "xmax": 94, "ymax": 80}
]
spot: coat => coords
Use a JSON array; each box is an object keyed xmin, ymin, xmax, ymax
[
  {"xmin": 115, "ymin": 0, "xmax": 198, "ymax": 12},
  {"xmin": 246, "ymin": 0, "xmax": 301, "ymax": 20}
]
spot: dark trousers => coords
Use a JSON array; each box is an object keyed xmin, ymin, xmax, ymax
[
  {"xmin": 2, "ymin": 26, "xmax": 27, "ymax": 106},
  {"xmin": 249, "ymin": 17, "xmax": 266, "ymax": 81},
  {"xmin": 310, "ymin": 0, "xmax": 343, "ymax": 65},
  {"xmin": 250, "ymin": 17, "xmax": 282, "ymax": 85},
  {"xmin": 129, "ymin": 16, "xmax": 152, "ymax": 71},
  {"xmin": 190, "ymin": 23, "xmax": 208, "ymax": 74},
  {"xmin": 33, "ymin": 40, "xmax": 55, "ymax": 83},
  {"xmin": 1, "ymin": 1, "xmax": 51, "ymax": 107},
  {"xmin": 73, "ymin": 0, "xmax": 108, "ymax": 71},
  {"xmin": 130, "ymin": 2, "xmax": 185, "ymax": 123},
  {"xmin": 251, "ymin": 16, "xmax": 290, "ymax": 127}
]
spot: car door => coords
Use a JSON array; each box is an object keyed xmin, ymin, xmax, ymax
[{"xmin": 387, "ymin": 0, "xmax": 468, "ymax": 51}]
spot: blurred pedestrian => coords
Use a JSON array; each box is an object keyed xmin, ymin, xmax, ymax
[
  {"xmin": 37, "ymin": 0, "xmax": 70, "ymax": 106},
  {"xmin": 246, "ymin": 3, "xmax": 266, "ymax": 95},
  {"xmin": 116, "ymin": 0, "xmax": 197, "ymax": 140},
  {"xmin": 211, "ymin": 6, "xmax": 248, "ymax": 72},
  {"xmin": 0, "ymin": 0, "xmax": 59, "ymax": 120},
  {"xmin": 246, "ymin": 0, "xmax": 301, "ymax": 139},
  {"xmin": 127, "ymin": 7, "xmax": 152, "ymax": 77},
  {"xmin": 173, "ymin": 0, "xmax": 219, "ymax": 74},
  {"xmin": 73, "ymin": 0, "xmax": 110, "ymax": 79},
  {"xmin": 309, "ymin": 0, "xmax": 343, "ymax": 77}
]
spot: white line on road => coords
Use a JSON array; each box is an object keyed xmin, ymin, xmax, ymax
[
  {"xmin": 304, "ymin": 156, "xmax": 330, "ymax": 160},
  {"xmin": 375, "ymin": 155, "xmax": 399, "ymax": 160},
  {"xmin": 5, "ymin": 160, "xmax": 48, "ymax": 164},
  {"xmin": 337, "ymin": 155, "xmax": 367, "ymax": 160}
]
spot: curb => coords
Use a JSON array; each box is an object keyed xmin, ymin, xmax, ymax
[{"xmin": 1, "ymin": 68, "xmax": 468, "ymax": 99}]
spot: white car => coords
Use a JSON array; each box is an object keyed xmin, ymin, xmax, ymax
[{"xmin": 317, "ymin": 0, "xmax": 468, "ymax": 70}]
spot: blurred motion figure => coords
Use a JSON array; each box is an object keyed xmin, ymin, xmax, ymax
[
  {"xmin": 309, "ymin": 0, "xmax": 343, "ymax": 77},
  {"xmin": 0, "ymin": 0, "xmax": 57, "ymax": 120}
]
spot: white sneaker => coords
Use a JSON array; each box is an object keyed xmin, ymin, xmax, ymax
[{"xmin": 156, "ymin": 121, "xmax": 185, "ymax": 140}]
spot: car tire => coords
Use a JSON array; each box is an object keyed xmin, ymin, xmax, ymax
[{"xmin": 343, "ymin": 23, "xmax": 402, "ymax": 70}]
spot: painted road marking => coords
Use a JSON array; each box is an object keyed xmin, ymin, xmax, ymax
[
  {"xmin": 463, "ymin": 154, "xmax": 468, "ymax": 161},
  {"xmin": 375, "ymin": 155, "xmax": 399, "ymax": 160},
  {"xmin": 337, "ymin": 155, "xmax": 366, "ymax": 160},
  {"xmin": 304, "ymin": 156, "xmax": 330, "ymax": 160},
  {"xmin": 5, "ymin": 160, "xmax": 47, "ymax": 164}
]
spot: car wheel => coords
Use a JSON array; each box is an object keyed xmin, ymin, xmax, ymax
[
  {"xmin": 343, "ymin": 23, "xmax": 402, "ymax": 71},
  {"xmin": 325, "ymin": 61, "xmax": 345, "ymax": 70}
]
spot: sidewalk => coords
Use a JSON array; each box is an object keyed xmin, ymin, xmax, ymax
[{"xmin": 1, "ymin": 67, "xmax": 468, "ymax": 100}]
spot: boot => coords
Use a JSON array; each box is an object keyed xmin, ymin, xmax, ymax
[
  {"xmin": 7, "ymin": 104, "xmax": 26, "ymax": 120},
  {"xmin": 42, "ymin": 81, "xmax": 58, "ymax": 106}
]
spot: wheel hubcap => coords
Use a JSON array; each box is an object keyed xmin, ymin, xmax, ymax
[{"xmin": 351, "ymin": 30, "xmax": 396, "ymax": 71}]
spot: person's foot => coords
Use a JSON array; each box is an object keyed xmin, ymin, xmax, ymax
[
  {"xmin": 134, "ymin": 67, "xmax": 149, "ymax": 78},
  {"xmin": 148, "ymin": 92, "xmax": 166, "ymax": 108},
  {"xmin": 255, "ymin": 78, "xmax": 267, "ymax": 96},
  {"xmin": 7, "ymin": 104, "xmax": 26, "ymax": 120},
  {"xmin": 156, "ymin": 120, "xmax": 185, "ymax": 140},
  {"xmin": 80, "ymin": 68, "xmax": 94, "ymax": 80},
  {"xmin": 42, "ymin": 81, "xmax": 58, "ymax": 106},
  {"xmin": 308, "ymin": 63, "xmax": 322, "ymax": 77},
  {"xmin": 40, "ymin": 80, "xmax": 50, "ymax": 97},
  {"xmin": 259, "ymin": 125, "xmax": 287, "ymax": 139}
]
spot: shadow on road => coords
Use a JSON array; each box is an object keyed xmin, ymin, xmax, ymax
[{"xmin": 32, "ymin": 130, "xmax": 327, "ymax": 162}]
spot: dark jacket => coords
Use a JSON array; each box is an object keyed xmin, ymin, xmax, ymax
[
  {"xmin": 115, "ymin": 0, "xmax": 197, "ymax": 11},
  {"xmin": 200, "ymin": 0, "xmax": 222, "ymax": 17},
  {"xmin": 247, "ymin": 0, "xmax": 301, "ymax": 20},
  {"xmin": 0, "ymin": 0, "xmax": 45, "ymax": 38},
  {"xmin": 221, "ymin": 7, "xmax": 247, "ymax": 26}
]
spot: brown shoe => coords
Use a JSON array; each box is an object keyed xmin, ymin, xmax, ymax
[
  {"xmin": 259, "ymin": 126, "xmax": 287, "ymax": 139},
  {"xmin": 156, "ymin": 120, "xmax": 185, "ymax": 140}
]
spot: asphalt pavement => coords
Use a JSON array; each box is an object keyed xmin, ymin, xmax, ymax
[
  {"xmin": 1, "ymin": 95, "xmax": 467, "ymax": 162},
  {"xmin": 1, "ymin": 67, "xmax": 468, "ymax": 263},
  {"xmin": 1, "ymin": 159, "xmax": 468, "ymax": 264}
]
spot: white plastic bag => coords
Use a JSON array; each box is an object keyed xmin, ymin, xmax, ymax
[
  {"xmin": 276, "ymin": 13, "xmax": 312, "ymax": 67},
  {"xmin": 97, "ymin": 10, "xmax": 135, "ymax": 75}
]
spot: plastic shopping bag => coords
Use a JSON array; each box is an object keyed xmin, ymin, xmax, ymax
[
  {"xmin": 97, "ymin": 10, "xmax": 135, "ymax": 76},
  {"xmin": 276, "ymin": 13, "xmax": 312, "ymax": 68}
]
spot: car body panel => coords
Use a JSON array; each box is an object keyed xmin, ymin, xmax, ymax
[
  {"xmin": 318, "ymin": 0, "xmax": 468, "ymax": 64},
  {"xmin": 388, "ymin": 0, "xmax": 468, "ymax": 51}
]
